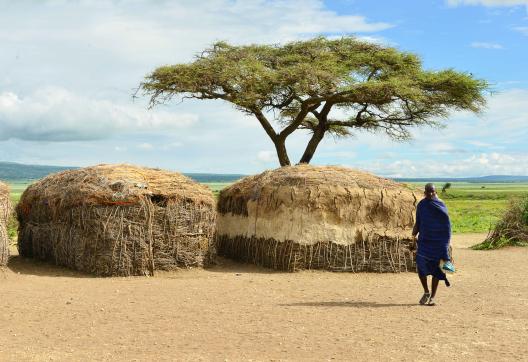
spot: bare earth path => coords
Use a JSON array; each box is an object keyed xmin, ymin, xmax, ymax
[{"xmin": 1, "ymin": 234, "xmax": 527, "ymax": 361}]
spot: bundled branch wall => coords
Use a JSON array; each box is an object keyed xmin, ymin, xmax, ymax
[
  {"xmin": 16, "ymin": 164, "xmax": 216, "ymax": 276},
  {"xmin": 0, "ymin": 181, "xmax": 10, "ymax": 266},
  {"xmin": 216, "ymin": 165, "xmax": 418, "ymax": 272}
]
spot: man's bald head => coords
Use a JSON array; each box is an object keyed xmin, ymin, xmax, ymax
[{"xmin": 424, "ymin": 183, "xmax": 436, "ymax": 199}]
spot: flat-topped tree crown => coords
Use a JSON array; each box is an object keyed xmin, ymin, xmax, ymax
[{"xmin": 140, "ymin": 37, "xmax": 488, "ymax": 166}]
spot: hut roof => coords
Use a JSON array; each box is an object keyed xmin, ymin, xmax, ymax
[
  {"xmin": 219, "ymin": 164, "xmax": 417, "ymax": 217},
  {"xmin": 19, "ymin": 164, "xmax": 215, "ymax": 209},
  {"xmin": 234, "ymin": 164, "xmax": 404, "ymax": 189}
]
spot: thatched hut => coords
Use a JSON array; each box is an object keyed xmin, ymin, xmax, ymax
[
  {"xmin": 216, "ymin": 165, "xmax": 418, "ymax": 272},
  {"xmin": 17, "ymin": 164, "xmax": 216, "ymax": 276},
  {"xmin": 0, "ymin": 181, "xmax": 10, "ymax": 266}
]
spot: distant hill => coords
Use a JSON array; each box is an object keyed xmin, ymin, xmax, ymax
[
  {"xmin": 184, "ymin": 173, "xmax": 246, "ymax": 183},
  {"xmin": 0, "ymin": 161, "xmax": 245, "ymax": 183},
  {"xmin": 2, "ymin": 161, "xmax": 527, "ymax": 184},
  {"xmin": 0, "ymin": 161, "xmax": 75, "ymax": 181},
  {"xmin": 394, "ymin": 175, "xmax": 528, "ymax": 183}
]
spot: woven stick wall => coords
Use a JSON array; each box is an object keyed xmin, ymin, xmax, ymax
[
  {"xmin": 17, "ymin": 164, "xmax": 216, "ymax": 276},
  {"xmin": 216, "ymin": 165, "xmax": 418, "ymax": 272},
  {"xmin": 0, "ymin": 181, "xmax": 10, "ymax": 266}
]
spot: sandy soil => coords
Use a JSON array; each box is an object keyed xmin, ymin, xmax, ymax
[{"xmin": 1, "ymin": 233, "xmax": 527, "ymax": 361}]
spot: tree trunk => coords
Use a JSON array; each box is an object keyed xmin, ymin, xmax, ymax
[
  {"xmin": 274, "ymin": 138, "xmax": 291, "ymax": 166},
  {"xmin": 298, "ymin": 127, "xmax": 325, "ymax": 164}
]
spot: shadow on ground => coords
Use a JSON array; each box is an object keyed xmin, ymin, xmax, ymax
[
  {"xmin": 205, "ymin": 256, "xmax": 278, "ymax": 275},
  {"xmin": 280, "ymin": 301, "xmax": 417, "ymax": 308},
  {"xmin": 6, "ymin": 254, "xmax": 275, "ymax": 278},
  {"xmin": 7, "ymin": 255, "xmax": 93, "ymax": 278}
]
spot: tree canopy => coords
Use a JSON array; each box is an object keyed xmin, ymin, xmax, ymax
[{"xmin": 140, "ymin": 37, "xmax": 488, "ymax": 166}]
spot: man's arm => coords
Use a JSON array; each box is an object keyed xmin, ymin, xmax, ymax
[
  {"xmin": 412, "ymin": 222, "xmax": 419, "ymax": 238},
  {"xmin": 411, "ymin": 205, "xmax": 420, "ymax": 251},
  {"xmin": 412, "ymin": 204, "xmax": 420, "ymax": 237}
]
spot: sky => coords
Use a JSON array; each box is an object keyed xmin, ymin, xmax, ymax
[{"xmin": 0, "ymin": 0, "xmax": 527, "ymax": 177}]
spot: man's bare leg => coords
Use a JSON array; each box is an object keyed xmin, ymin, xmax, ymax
[
  {"xmin": 419, "ymin": 275, "xmax": 430, "ymax": 305},
  {"xmin": 428, "ymin": 277, "xmax": 440, "ymax": 305},
  {"xmin": 419, "ymin": 275, "xmax": 429, "ymax": 293},
  {"xmin": 431, "ymin": 277, "xmax": 439, "ymax": 298}
]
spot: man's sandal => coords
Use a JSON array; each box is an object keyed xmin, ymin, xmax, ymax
[
  {"xmin": 419, "ymin": 293, "xmax": 430, "ymax": 305},
  {"xmin": 427, "ymin": 298, "xmax": 436, "ymax": 306}
]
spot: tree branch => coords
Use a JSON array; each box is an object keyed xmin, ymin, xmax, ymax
[
  {"xmin": 279, "ymin": 98, "xmax": 322, "ymax": 139},
  {"xmin": 251, "ymin": 109, "xmax": 278, "ymax": 141}
]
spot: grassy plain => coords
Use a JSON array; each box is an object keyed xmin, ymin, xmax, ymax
[
  {"xmin": 5, "ymin": 180, "xmax": 528, "ymax": 236},
  {"xmin": 407, "ymin": 182, "xmax": 528, "ymax": 233},
  {"xmin": 7, "ymin": 180, "xmax": 30, "ymax": 203},
  {"xmin": 205, "ymin": 182, "xmax": 231, "ymax": 198}
]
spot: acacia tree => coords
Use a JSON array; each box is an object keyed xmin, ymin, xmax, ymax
[
  {"xmin": 139, "ymin": 37, "xmax": 487, "ymax": 166},
  {"xmin": 442, "ymin": 182, "xmax": 452, "ymax": 194}
]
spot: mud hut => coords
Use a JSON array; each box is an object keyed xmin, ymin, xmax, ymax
[
  {"xmin": 0, "ymin": 181, "xmax": 10, "ymax": 266},
  {"xmin": 17, "ymin": 164, "xmax": 216, "ymax": 276},
  {"xmin": 216, "ymin": 165, "xmax": 418, "ymax": 272}
]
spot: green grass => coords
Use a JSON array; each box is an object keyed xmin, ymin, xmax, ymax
[
  {"xmin": 399, "ymin": 182, "xmax": 528, "ymax": 234},
  {"xmin": 5, "ymin": 180, "xmax": 528, "ymax": 236},
  {"xmin": 472, "ymin": 236, "xmax": 528, "ymax": 250},
  {"xmin": 7, "ymin": 180, "xmax": 33, "ymax": 203},
  {"xmin": 408, "ymin": 182, "xmax": 528, "ymax": 200},
  {"xmin": 203, "ymin": 182, "xmax": 232, "ymax": 198},
  {"xmin": 5, "ymin": 180, "xmax": 33, "ymax": 242},
  {"xmin": 445, "ymin": 199, "xmax": 507, "ymax": 233}
]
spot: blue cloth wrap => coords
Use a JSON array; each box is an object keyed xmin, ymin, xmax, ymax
[{"xmin": 415, "ymin": 198, "xmax": 451, "ymax": 281}]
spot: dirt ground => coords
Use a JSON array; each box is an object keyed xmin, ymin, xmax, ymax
[{"xmin": 1, "ymin": 233, "xmax": 527, "ymax": 361}]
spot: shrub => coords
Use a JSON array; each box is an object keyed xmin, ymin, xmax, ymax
[{"xmin": 472, "ymin": 196, "xmax": 528, "ymax": 250}]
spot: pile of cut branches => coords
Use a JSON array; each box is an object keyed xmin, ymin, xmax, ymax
[{"xmin": 473, "ymin": 196, "xmax": 528, "ymax": 250}]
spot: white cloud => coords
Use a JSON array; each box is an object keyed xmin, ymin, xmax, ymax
[
  {"xmin": 0, "ymin": 0, "xmax": 394, "ymax": 148},
  {"xmin": 137, "ymin": 143, "xmax": 154, "ymax": 150},
  {"xmin": 515, "ymin": 26, "xmax": 528, "ymax": 35},
  {"xmin": 0, "ymin": 0, "xmax": 392, "ymax": 71},
  {"xmin": 467, "ymin": 140, "xmax": 493, "ymax": 147},
  {"xmin": 355, "ymin": 35, "xmax": 396, "ymax": 46},
  {"xmin": 257, "ymin": 150, "xmax": 276, "ymax": 163},
  {"xmin": 357, "ymin": 152, "xmax": 528, "ymax": 178},
  {"xmin": 470, "ymin": 41, "xmax": 503, "ymax": 49},
  {"xmin": 427, "ymin": 142, "xmax": 468, "ymax": 154},
  {"xmin": 161, "ymin": 142, "xmax": 184, "ymax": 150},
  {"xmin": 318, "ymin": 151, "xmax": 357, "ymax": 159},
  {"xmin": 448, "ymin": 0, "xmax": 528, "ymax": 6},
  {"xmin": 322, "ymin": 88, "xmax": 528, "ymax": 177},
  {"xmin": 409, "ymin": 88, "xmax": 528, "ymax": 148},
  {"xmin": 0, "ymin": 87, "xmax": 198, "ymax": 141}
]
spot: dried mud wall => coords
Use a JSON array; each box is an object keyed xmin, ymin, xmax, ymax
[{"xmin": 217, "ymin": 185, "xmax": 416, "ymax": 245}]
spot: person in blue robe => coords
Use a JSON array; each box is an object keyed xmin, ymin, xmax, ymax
[{"xmin": 412, "ymin": 183, "xmax": 451, "ymax": 306}]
